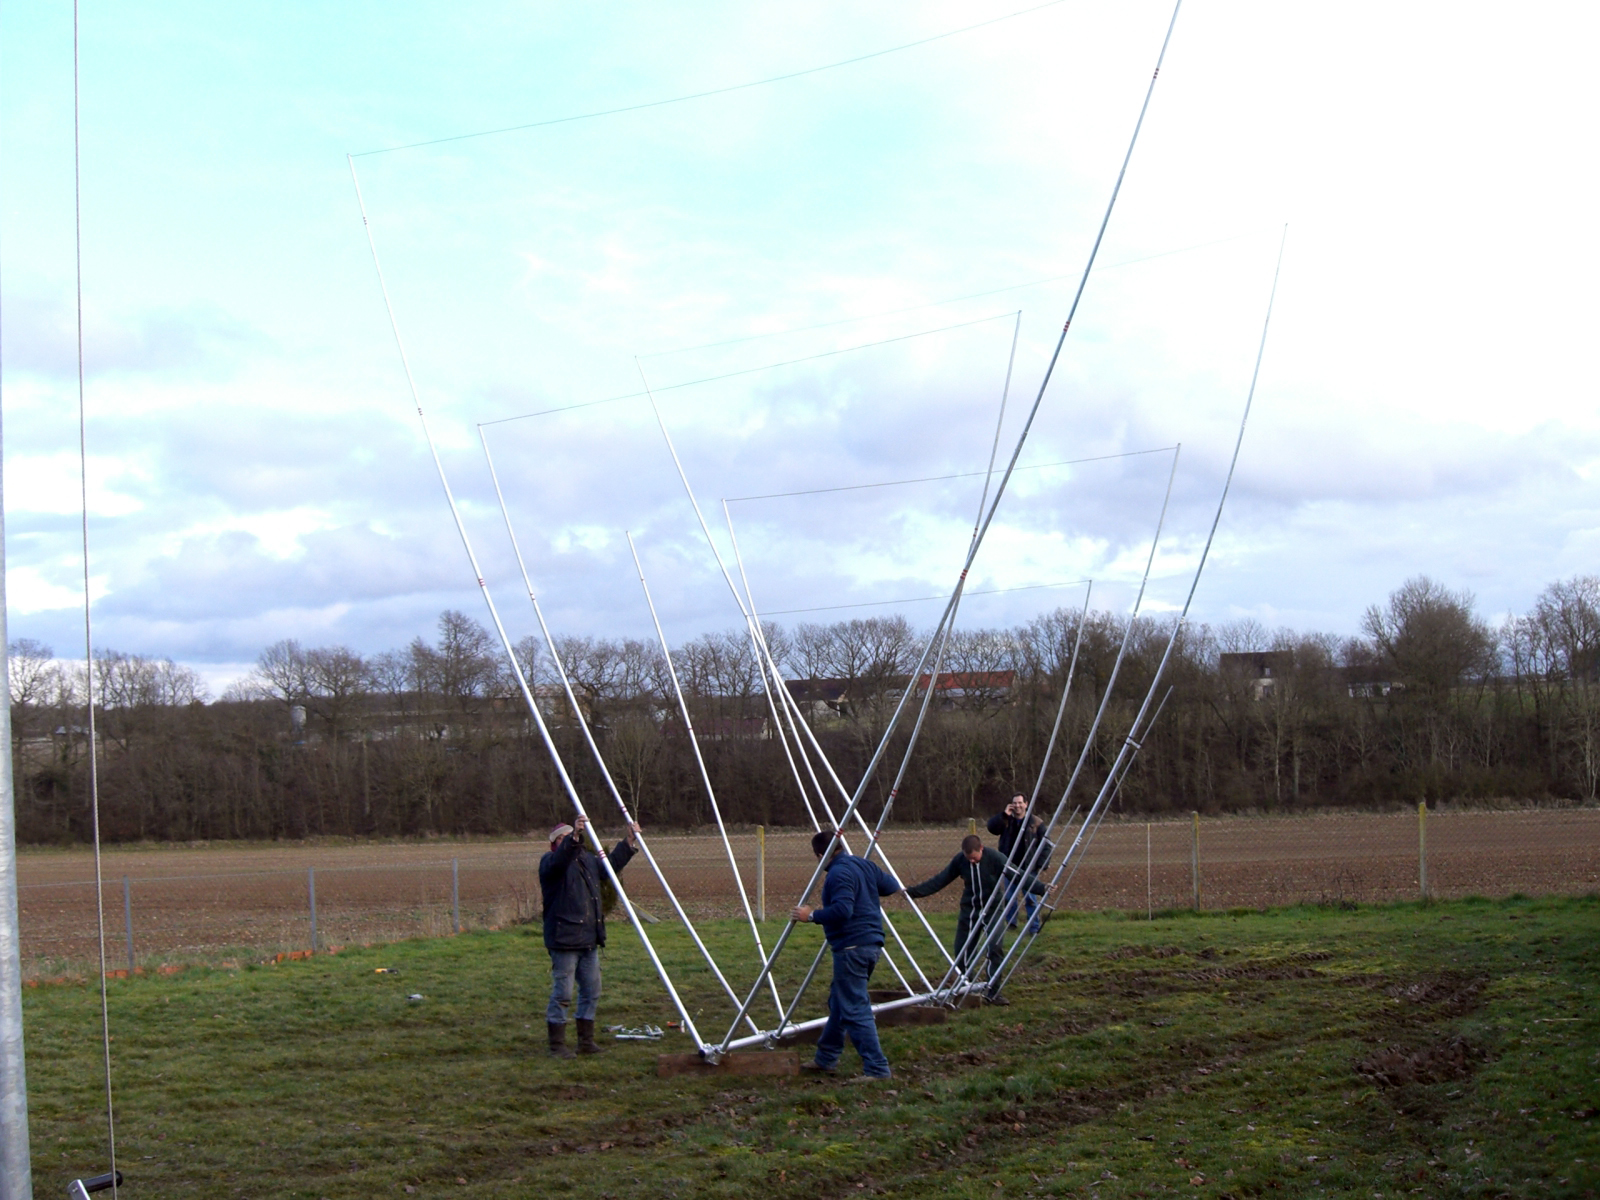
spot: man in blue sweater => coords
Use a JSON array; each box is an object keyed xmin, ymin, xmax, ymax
[{"xmin": 791, "ymin": 829, "xmax": 903, "ymax": 1079}]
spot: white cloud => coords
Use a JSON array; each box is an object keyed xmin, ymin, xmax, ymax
[
  {"xmin": 1, "ymin": 564, "xmax": 101, "ymax": 616},
  {"xmin": 3, "ymin": 451, "xmax": 148, "ymax": 518},
  {"xmin": 2, "ymin": 0, "xmax": 1595, "ymax": 668}
]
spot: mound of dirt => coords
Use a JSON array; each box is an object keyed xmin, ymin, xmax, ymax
[{"xmin": 1354, "ymin": 1035, "xmax": 1481, "ymax": 1088}]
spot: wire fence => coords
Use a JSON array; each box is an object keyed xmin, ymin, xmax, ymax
[{"xmin": 14, "ymin": 806, "xmax": 1598, "ymax": 981}]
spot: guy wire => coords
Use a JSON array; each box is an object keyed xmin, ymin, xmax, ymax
[
  {"xmin": 760, "ymin": 578, "xmax": 1091, "ymax": 617},
  {"xmin": 347, "ymin": 154, "xmax": 710, "ymax": 1051},
  {"xmin": 639, "ymin": 229, "xmax": 1265, "ymax": 362},
  {"xmin": 355, "ymin": 0, "xmax": 1074, "ymax": 157},
  {"xmin": 983, "ymin": 228, "xmax": 1290, "ymax": 994},
  {"xmin": 724, "ymin": 445, "xmax": 1176, "ymax": 503},
  {"xmin": 73, "ymin": 0, "xmax": 119, "ymax": 1190},
  {"xmin": 481, "ymin": 310, "xmax": 1016, "ymax": 427},
  {"xmin": 713, "ymin": 0, "xmax": 1188, "ymax": 1047}
]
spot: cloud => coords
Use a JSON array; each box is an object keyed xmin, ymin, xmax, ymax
[
  {"xmin": 3, "ymin": 289, "xmax": 270, "ymax": 381},
  {"xmin": 3, "ymin": 0, "xmax": 1596, "ymax": 676}
]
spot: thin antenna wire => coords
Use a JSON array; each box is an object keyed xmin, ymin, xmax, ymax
[
  {"xmin": 712, "ymin": 0, "xmax": 1187, "ymax": 1048},
  {"xmin": 474, "ymin": 431, "xmax": 767, "ymax": 1032},
  {"xmin": 761, "ymin": 577, "xmax": 1091, "ymax": 617},
  {"xmin": 973, "ymin": 311, "xmax": 1021, "ymax": 537},
  {"xmin": 723, "ymin": 444, "xmax": 1176, "ymax": 503},
  {"xmin": 984, "ymin": 228, "xmax": 1289, "ymax": 994},
  {"xmin": 346, "ymin": 154, "xmax": 709, "ymax": 1050},
  {"xmin": 935, "ymin": 445, "xmax": 1181, "ymax": 990},
  {"xmin": 73, "ymin": 0, "xmax": 118, "ymax": 1190},
  {"xmin": 481, "ymin": 310, "xmax": 1015, "ymax": 427},
  {"xmin": 638, "ymin": 230, "xmax": 1263, "ymax": 362},
  {"xmin": 624, "ymin": 533, "xmax": 787, "ymax": 1017},
  {"xmin": 354, "ymin": 0, "xmax": 1073, "ymax": 157}
]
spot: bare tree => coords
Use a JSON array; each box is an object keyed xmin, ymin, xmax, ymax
[
  {"xmin": 413, "ymin": 610, "xmax": 502, "ymax": 721},
  {"xmin": 1534, "ymin": 575, "xmax": 1600, "ymax": 683},
  {"xmin": 7, "ymin": 639, "xmax": 57, "ymax": 709},
  {"xmin": 252, "ymin": 639, "xmax": 312, "ymax": 710},
  {"xmin": 1362, "ymin": 577, "xmax": 1496, "ymax": 704},
  {"xmin": 304, "ymin": 646, "xmax": 369, "ymax": 742},
  {"xmin": 1531, "ymin": 575, "xmax": 1600, "ymax": 797}
]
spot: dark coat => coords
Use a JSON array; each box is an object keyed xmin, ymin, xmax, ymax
[
  {"xmin": 905, "ymin": 846, "xmax": 1042, "ymax": 921},
  {"xmin": 987, "ymin": 811, "xmax": 1055, "ymax": 871},
  {"xmin": 808, "ymin": 853, "xmax": 901, "ymax": 949},
  {"xmin": 539, "ymin": 832, "xmax": 636, "ymax": 952}
]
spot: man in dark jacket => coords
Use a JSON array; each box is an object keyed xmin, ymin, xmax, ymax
[
  {"xmin": 906, "ymin": 833, "xmax": 1042, "ymax": 1004},
  {"xmin": 791, "ymin": 830, "xmax": 902, "ymax": 1079},
  {"xmin": 539, "ymin": 812, "xmax": 639, "ymax": 1058},
  {"xmin": 988, "ymin": 794, "xmax": 1053, "ymax": 933}
]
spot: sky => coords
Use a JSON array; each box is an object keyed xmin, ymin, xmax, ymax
[{"xmin": 3, "ymin": 0, "xmax": 1597, "ymax": 696}]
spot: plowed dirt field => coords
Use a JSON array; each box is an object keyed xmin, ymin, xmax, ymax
[{"xmin": 16, "ymin": 807, "xmax": 1597, "ymax": 976}]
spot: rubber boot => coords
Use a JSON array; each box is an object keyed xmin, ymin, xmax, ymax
[
  {"xmin": 547, "ymin": 1021, "xmax": 575, "ymax": 1059},
  {"xmin": 576, "ymin": 1018, "xmax": 605, "ymax": 1055}
]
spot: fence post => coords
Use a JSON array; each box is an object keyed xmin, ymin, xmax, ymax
[
  {"xmin": 452, "ymin": 858, "xmax": 460, "ymax": 935},
  {"xmin": 1146, "ymin": 824, "xmax": 1152, "ymax": 921},
  {"xmin": 1418, "ymin": 801, "xmax": 1428, "ymax": 901},
  {"xmin": 756, "ymin": 826, "xmax": 766, "ymax": 923},
  {"xmin": 969, "ymin": 817, "xmax": 978, "ymax": 836},
  {"xmin": 308, "ymin": 867, "xmax": 318, "ymax": 952},
  {"xmin": 123, "ymin": 876, "xmax": 134, "ymax": 973},
  {"xmin": 1190, "ymin": 812, "xmax": 1201, "ymax": 911}
]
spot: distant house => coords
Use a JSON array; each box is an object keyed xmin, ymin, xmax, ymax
[
  {"xmin": 1341, "ymin": 669, "xmax": 1404, "ymax": 699},
  {"xmin": 785, "ymin": 678, "xmax": 852, "ymax": 720},
  {"xmin": 1219, "ymin": 651, "xmax": 1294, "ymax": 700},
  {"xmin": 915, "ymin": 670, "xmax": 1014, "ymax": 704},
  {"xmin": 694, "ymin": 716, "xmax": 771, "ymax": 741},
  {"xmin": 883, "ymin": 670, "xmax": 1016, "ymax": 709}
]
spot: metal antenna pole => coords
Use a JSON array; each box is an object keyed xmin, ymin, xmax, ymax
[
  {"xmin": 936, "ymin": 447, "xmax": 1180, "ymax": 991},
  {"xmin": 346, "ymin": 156, "xmax": 707, "ymax": 1051},
  {"xmin": 72, "ymin": 2, "xmax": 117, "ymax": 1189},
  {"xmin": 983, "ymin": 228, "xmax": 1289, "ymax": 992},
  {"xmin": 474, "ymin": 430, "xmax": 764, "ymax": 1034},
  {"xmin": 0, "ymin": 261, "xmax": 34, "ymax": 1200},
  {"xmin": 625, "ymin": 533, "xmax": 786, "ymax": 1019},
  {"xmin": 720, "ymin": 502, "xmax": 949, "ymax": 979}
]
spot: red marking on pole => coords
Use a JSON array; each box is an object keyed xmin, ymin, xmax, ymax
[
  {"xmin": 1062, "ymin": 320, "xmax": 1071, "ymax": 333},
  {"xmin": 477, "ymin": 577, "xmax": 485, "ymax": 587}
]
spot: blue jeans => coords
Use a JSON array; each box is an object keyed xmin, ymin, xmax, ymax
[
  {"xmin": 1003, "ymin": 886, "xmax": 1042, "ymax": 934},
  {"xmin": 815, "ymin": 945, "xmax": 890, "ymax": 1077},
  {"xmin": 547, "ymin": 947, "xmax": 601, "ymax": 1023}
]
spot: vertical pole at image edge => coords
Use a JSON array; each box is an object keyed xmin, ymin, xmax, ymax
[{"xmin": 0, "ymin": 397, "xmax": 34, "ymax": 1200}]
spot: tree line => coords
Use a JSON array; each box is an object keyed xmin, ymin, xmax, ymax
[{"xmin": 7, "ymin": 574, "xmax": 1597, "ymax": 844}]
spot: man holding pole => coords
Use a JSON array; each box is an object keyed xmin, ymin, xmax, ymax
[
  {"xmin": 539, "ymin": 813, "xmax": 640, "ymax": 1058},
  {"xmin": 791, "ymin": 829, "xmax": 903, "ymax": 1079},
  {"xmin": 906, "ymin": 833, "xmax": 1043, "ymax": 1004}
]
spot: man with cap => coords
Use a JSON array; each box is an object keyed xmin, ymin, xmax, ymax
[
  {"xmin": 791, "ymin": 829, "xmax": 903, "ymax": 1079},
  {"xmin": 539, "ymin": 812, "xmax": 640, "ymax": 1058}
]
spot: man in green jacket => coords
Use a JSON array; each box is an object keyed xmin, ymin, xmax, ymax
[{"xmin": 905, "ymin": 834, "xmax": 1042, "ymax": 1004}]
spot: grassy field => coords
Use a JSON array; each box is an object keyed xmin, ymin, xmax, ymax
[{"xmin": 19, "ymin": 895, "xmax": 1599, "ymax": 1199}]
